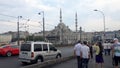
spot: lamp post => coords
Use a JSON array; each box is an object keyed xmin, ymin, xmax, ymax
[
  {"xmin": 94, "ymin": 9, "xmax": 106, "ymax": 43},
  {"xmin": 38, "ymin": 11, "xmax": 45, "ymax": 41},
  {"xmin": 17, "ymin": 16, "xmax": 22, "ymax": 46}
]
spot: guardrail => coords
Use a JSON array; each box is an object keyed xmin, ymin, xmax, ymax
[
  {"xmin": 21, "ymin": 56, "xmax": 75, "ymax": 68},
  {"xmin": 55, "ymin": 44, "xmax": 74, "ymax": 47}
]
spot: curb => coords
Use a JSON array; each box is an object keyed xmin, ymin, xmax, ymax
[{"xmin": 20, "ymin": 56, "xmax": 75, "ymax": 68}]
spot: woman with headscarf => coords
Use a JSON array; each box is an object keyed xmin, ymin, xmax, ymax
[{"xmin": 94, "ymin": 42, "xmax": 104, "ymax": 68}]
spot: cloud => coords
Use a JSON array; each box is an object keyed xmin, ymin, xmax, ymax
[
  {"xmin": 105, "ymin": 17, "xmax": 120, "ymax": 31},
  {"xmin": 77, "ymin": 16, "xmax": 120, "ymax": 32},
  {"xmin": 0, "ymin": 0, "xmax": 120, "ymax": 33},
  {"xmin": 25, "ymin": 0, "xmax": 57, "ymax": 11}
]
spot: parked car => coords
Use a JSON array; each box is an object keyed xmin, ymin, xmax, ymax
[
  {"xmin": 0, "ymin": 45, "xmax": 19, "ymax": 56},
  {"xmin": 19, "ymin": 41, "xmax": 62, "ymax": 64}
]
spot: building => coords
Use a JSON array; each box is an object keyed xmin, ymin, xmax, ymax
[
  {"xmin": 0, "ymin": 34, "xmax": 12, "ymax": 45},
  {"xmin": 46, "ymin": 23, "xmax": 76, "ymax": 44},
  {"xmin": 91, "ymin": 30, "xmax": 120, "ymax": 43},
  {"xmin": 80, "ymin": 32, "xmax": 94, "ymax": 42},
  {"xmin": 4, "ymin": 31, "xmax": 29, "ymax": 39},
  {"xmin": 45, "ymin": 9, "xmax": 76, "ymax": 44},
  {"xmin": 2, "ymin": 31, "xmax": 29, "ymax": 43}
]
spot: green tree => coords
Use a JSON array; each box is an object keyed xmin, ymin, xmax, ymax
[{"xmin": 26, "ymin": 35, "xmax": 44, "ymax": 41}]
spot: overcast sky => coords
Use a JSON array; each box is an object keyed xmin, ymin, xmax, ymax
[{"xmin": 0, "ymin": 0, "xmax": 120, "ymax": 33}]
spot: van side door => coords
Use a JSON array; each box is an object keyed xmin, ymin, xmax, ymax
[
  {"xmin": 42, "ymin": 44, "xmax": 49, "ymax": 60},
  {"xmin": 49, "ymin": 45, "xmax": 58, "ymax": 59},
  {"xmin": 34, "ymin": 44, "xmax": 42, "ymax": 58}
]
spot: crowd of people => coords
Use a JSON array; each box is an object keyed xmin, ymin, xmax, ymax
[{"xmin": 74, "ymin": 38, "xmax": 120, "ymax": 68}]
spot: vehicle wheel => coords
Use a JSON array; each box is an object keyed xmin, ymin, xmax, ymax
[
  {"xmin": 6, "ymin": 52, "xmax": 12, "ymax": 57},
  {"xmin": 34, "ymin": 57, "xmax": 43, "ymax": 63},
  {"xmin": 56, "ymin": 54, "xmax": 62, "ymax": 59},
  {"xmin": 37, "ymin": 58, "xmax": 42, "ymax": 62}
]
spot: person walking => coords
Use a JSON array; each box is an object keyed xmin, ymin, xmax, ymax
[
  {"xmin": 74, "ymin": 40, "xmax": 82, "ymax": 68},
  {"xmin": 103, "ymin": 43, "xmax": 108, "ymax": 55},
  {"xmin": 87, "ymin": 42, "xmax": 93, "ymax": 59},
  {"xmin": 94, "ymin": 42, "xmax": 104, "ymax": 68},
  {"xmin": 107, "ymin": 43, "xmax": 112, "ymax": 56},
  {"xmin": 111, "ymin": 38, "xmax": 120, "ymax": 68},
  {"xmin": 81, "ymin": 41, "xmax": 90, "ymax": 68}
]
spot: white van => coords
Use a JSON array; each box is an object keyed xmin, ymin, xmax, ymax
[{"xmin": 19, "ymin": 41, "xmax": 62, "ymax": 64}]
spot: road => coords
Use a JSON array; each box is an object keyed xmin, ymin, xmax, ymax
[
  {"xmin": 47, "ymin": 55, "xmax": 115, "ymax": 68},
  {"xmin": 0, "ymin": 46, "xmax": 74, "ymax": 68}
]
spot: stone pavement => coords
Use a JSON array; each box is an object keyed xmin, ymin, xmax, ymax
[{"xmin": 47, "ymin": 55, "xmax": 115, "ymax": 68}]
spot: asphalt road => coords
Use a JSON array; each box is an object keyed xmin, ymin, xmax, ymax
[
  {"xmin": 0, "ymin": 46, "xmax": 74, "ymax": 68},
  {"xmin": 48, "ymin": 54, "xmax": 115, "ymax": 68}
]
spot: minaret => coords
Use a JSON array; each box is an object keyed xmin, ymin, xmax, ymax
[
  {"xmin": 75, "ymin": 12, "xmax": 78, "ymax": 32},
  {"xmin": 59, "ymin": 8, "xmax": 63, "ymax": 44},
  {"xmin": 75, "ymin": 12, "xmax": 78, "ymax": 41},
  {"xmin": 60, "ymin": 8, "xmax": 62, "ymax": 23}
]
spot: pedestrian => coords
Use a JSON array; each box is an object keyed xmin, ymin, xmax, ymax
[
  {"xmin": 103, "ymin": 43, "xmax": 108, "ymax": 55},
  {"xmin": 111, "ymin": 38, "xmax": 120, "ymax": 68},
  {"xmin": 107, "ymin": 43, "xmax": 112, "ymax": 56},
  {"xmin": 94, "ymin": 42, "xmax": 104, "ymax": 68},
  {"xmin": 87, "ymin": 42, "xmax": 93, "ymax": 59},
  {"xmin": 74, "ymin": 40, "xmax": 82, "ymax": 68},
  {"xmin": 93, "ymin": 42, "xmax": 97, "ymax": 53},
  {"xmin": 81, "ymin": 41, "xmax": 90, "ymax": 68}
]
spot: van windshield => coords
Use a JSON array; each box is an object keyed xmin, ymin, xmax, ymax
[{"xmin": 21, "ymin": 44, "xmax": 31, "ymax": 51}]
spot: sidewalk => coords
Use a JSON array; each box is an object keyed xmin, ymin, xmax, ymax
[{"xmin": 47, "ymin": 55, "xmax": 114, "ymax": 68}]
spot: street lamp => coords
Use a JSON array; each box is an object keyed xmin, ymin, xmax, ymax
[
  {"xmin": 94, "ymin": 9, "xmax": 106, "ymax": 43},
  {"xmin": 17, "ymin": 16, "xmax": 22, "ymax": 46},
  {"xmin": 38, "ymin": 11, "xmax": 45, "ymax": 41}
]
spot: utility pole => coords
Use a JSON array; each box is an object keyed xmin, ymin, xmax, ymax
[
  {"xmin": 17, "ymin": 16, "xmax": 22, "ymax": 46},
  {"xmin": 25, "ymin": 19, "xmax": 30, "ymax": 42},
  {"xmin": 38, "ymin": 11, "xmax": 45, "ymax": 41},
  {"xmin": 43, "ymin": 11, "xmax": 45, "ymax": 41}
]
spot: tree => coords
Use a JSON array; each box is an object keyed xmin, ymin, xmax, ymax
[{"xmin": 26, "ymin": 35, "xmax": 44, "ymax": 41}]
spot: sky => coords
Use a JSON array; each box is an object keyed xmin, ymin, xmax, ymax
[{"xmin": 0, "ymin": 0, "xmax": 120, "ymax": 33}]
